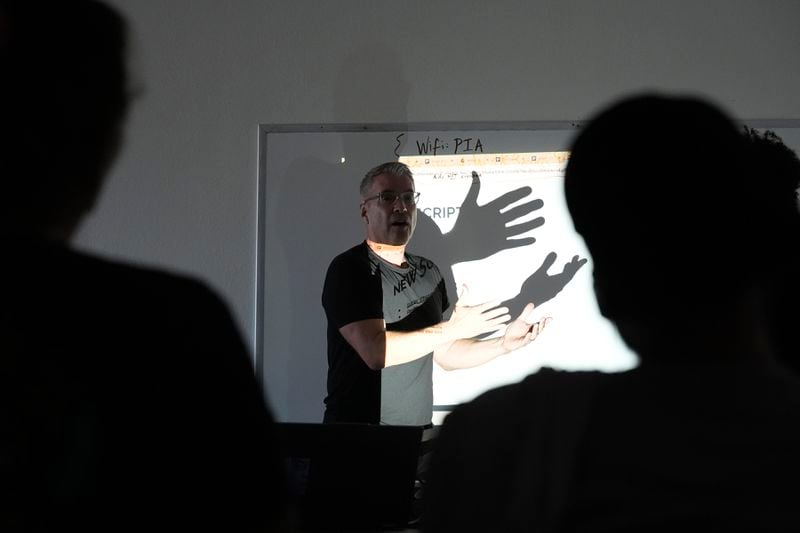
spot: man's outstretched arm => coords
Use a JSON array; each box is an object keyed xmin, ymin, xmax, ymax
[{"xmin": 339, "ymin": 299, "xmax": 511, "ymax": 370}]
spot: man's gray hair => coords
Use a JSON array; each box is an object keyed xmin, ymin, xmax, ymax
[{"xmin": 360, "ymin": 162, "xmax": 414, "ymax": 197}]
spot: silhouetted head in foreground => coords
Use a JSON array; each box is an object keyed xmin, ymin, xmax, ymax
[
  {"xmin": 742, "ymin": 127, "xmax": 800, "ymax": 374},
  {"xmin": 565, "ymin": 94, "xmax": 784, "ymax": 363},
  {"xmin": 0, "ymin": 0, "xmax": 130, "ymax": 240},
  {"xmin": 742, "ymin": 127, "xmax": 800, "ymax": 238}
]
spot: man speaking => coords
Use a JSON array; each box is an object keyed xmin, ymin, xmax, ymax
[{"xmin": 322, "ymin": 162, "xmax": 549, "ymax": 425}]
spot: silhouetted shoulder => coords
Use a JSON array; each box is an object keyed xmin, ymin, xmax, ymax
[
  {"xmin": 49, "ymin": 241, "xmax": 230, "ymax": 308},
  {"xmin": 3, "ymin": 238, "xmax": 242, "ymax": 346},
  {"xmin": 447, "ymin": 368, "xmax": 603, "ymax": 425},
  {"xmin": 425, "ymin": 369, "xmax": 604, "ymax": 532},
  {"xmin": 1, "ymin": 238, "xmax": 285, "ymax": 531}
]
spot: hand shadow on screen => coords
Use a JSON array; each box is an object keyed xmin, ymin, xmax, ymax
[{"xmin": 413, "ymin": 172, "xmax": 587, "ymax": 320}]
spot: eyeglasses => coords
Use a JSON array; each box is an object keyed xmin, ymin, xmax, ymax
[{"xmin": 363, "ymin": 191, "xmax": 421, "ymax": 206}]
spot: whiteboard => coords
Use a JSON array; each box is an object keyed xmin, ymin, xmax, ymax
[{"xmin": 257, "ymin": 120, "xmax": 800, "ymax": 423}]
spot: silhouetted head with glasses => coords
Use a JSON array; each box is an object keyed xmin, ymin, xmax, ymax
[{"xmin": 359, "ymin": 161, "xmax": 419, "ymax": 246}]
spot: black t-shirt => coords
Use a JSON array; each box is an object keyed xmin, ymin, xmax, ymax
[{"xmin": 322, "ymin": 242, "xmax": 448, "ymax": 425}]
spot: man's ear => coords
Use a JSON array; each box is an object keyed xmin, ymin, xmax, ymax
[{"xmin": 360, "ymin": 203, "xmax": 368, "ymax": 222}]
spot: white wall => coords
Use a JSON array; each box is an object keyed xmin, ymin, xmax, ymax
[{"xmin": 75, "ymin": 0, "xmax": 800, "ymax": 412}]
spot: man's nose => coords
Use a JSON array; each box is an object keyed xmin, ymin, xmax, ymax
[
  {"xmin": 392, "ymin": 197, "xmax": 409, "ymax": 212},
  {"xmin": 392, "ymin": 198, "xmax": 408, "ymax": 213}
]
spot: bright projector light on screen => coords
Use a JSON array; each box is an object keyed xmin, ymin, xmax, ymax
[{"xmin": 399, "ymin": 151, "xmax": 638, "ymax": 419}]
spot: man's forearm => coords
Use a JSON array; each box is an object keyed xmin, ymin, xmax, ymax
[
  {"xmin": 348, "ymin": 299, "xmax": 516, "ymax": 369},
  {"xmin": 384, "ymin": 324, "xmax": 456, "ymax": 367},
  {"xmin": 342, "ymin": 318, "xmax": 476, "ymax": 370},
  {"xmin": 433, "ymin": 336, "xmax": 509, "ymax": 371}
]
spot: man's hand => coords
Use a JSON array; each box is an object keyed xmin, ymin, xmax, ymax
[
  {"xmin": 435, "ymin": 300, "xmax": 551, "ymax": 370},
  {"xmin": 444, "ymin": 285, "xmax": 510, "ymax": 341},
  {"xmin": 500, "ymin": 303, "xmax": 551, "ymax": 353}
]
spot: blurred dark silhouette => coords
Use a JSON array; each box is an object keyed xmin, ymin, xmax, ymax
[
  {"xmin": 423, "ymin": 94, "xmax": 800, "ymax": 532},
  {"xmin": 742, "ymin": 127, "xmax": 800, "ymax": 377},
  {"xmin": 0, "ymin": 1, "xmax": 285, "ymax": 531}
]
